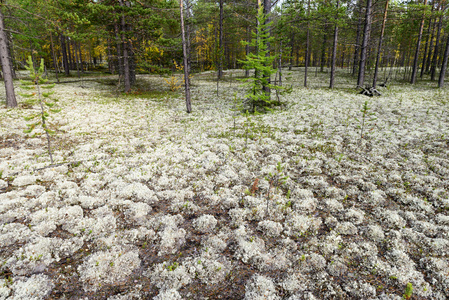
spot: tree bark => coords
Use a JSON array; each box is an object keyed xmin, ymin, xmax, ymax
[
  {"xmin": 77, "ymin": 42, "xmax": 84, "ymax": 74},
  {"xmin": 353, "ymin": 0, "xmax": 363, "ymax": 76},
  {"xmin": 50, "ymin": 33, "xmax": 59, "ymax": 83},
  {"xmin": 438, "ymin": 34, "xmax": 449, "ymax": 87},
  {"xmin": 180, "ymin": 0, "xmax": 192, "ymax": 113},
  {"xmin": 73, "ymin": 41, "xmax": 80, "ymax": 78},
  {"xmin": 421, "ymin": 2, "xmax": 435, "ymax": 78},
  {"xmin": 430, "ymin": 6, "xmax": 444, "ymax": 81},
  {"xmin": 119, "ymin": 0, "xmax": 131, "ymax": 92},
  {"xmin": 262, "ymin": 0, "xmax": 271, "ymax": 97},
  {"xmin": 245, "ymin": 24, "xmax": 250, "ymax": 77},
  {"xmin": 60, "ymin": 34, "xmax": 70, "ymax": 76},
  {"xmin": 411, "ymin": 0, "xmax": 428, "ymax": 84},
  {"xmin": 357, "ymin": 0, "xmax": 372, "ymax": 87},
  {"xmin": 304, "ymin": 0, "xmax": 310, "ymax": 87},
  {"xmin": 114, "ymin": 23, "xmax": 123, "ymax": 77},
  {"xmin": 218, "ymin": 0, "xmax": 224, "ymax": 79},
  {"xmin": 320, "ymin": 30, "xmax": 327, "ymax": 72},
  {"xmin": 373, "ymin": 0, "xmax": 389, "ymax": 88},
  {"xmin": 330, "ymin": 0, "xmax": 339, "ymax": 89},
  {"xmin": 0, "ymin": 7, "xmax": 16, "ymax": 108}
]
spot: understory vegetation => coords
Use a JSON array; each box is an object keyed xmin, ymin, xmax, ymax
[{"xmin": 0, "ymin": 68, "xmax": 448, "ymax": 299}]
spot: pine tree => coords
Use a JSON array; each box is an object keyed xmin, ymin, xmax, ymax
[
  {"xmin": 239, "ymin": 4, "xmax": 281, "ymax": 113},
  {"xmin": 21, "ymin": 56, "xmax": 60, "ymax": 164}
]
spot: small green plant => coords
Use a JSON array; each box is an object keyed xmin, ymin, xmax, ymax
[
  {"xmin": 402, "ymin": 282, "xmax": 413, "ymax": 299},
  {"xmin": 356, "ymin": 100, "xmax": 376, "ymax": 144},
  {"xmin": 243, "ymin": 110, "xmax": 256, "ymax": 149},
  {"xmin": 166, "ymin": 262, "xmax": 179, "ymax": 271},
  {"xmin": 21, "ymin": 56, "xmax": 60, "ymax": 164},
  {"xmin": 265, "ymin": 162, "xmax": 289, "ymax": 214}
]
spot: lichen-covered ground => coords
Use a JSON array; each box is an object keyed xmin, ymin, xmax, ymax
[{"xmin": 0, "ymin": 69, "xmax": 448, "ymax": 299}]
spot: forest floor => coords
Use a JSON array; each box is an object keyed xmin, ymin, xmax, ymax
[{"xmin": 0, "ymin": 68, "xmax": 448, "ymax": 299}]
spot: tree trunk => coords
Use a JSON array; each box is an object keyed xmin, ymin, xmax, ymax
[
  {"xmin": 373, "ymin": 0, "xmax": 389, "ymax": 88},
  {"xmin": 438, "ymin": 34, "xmax": 449, "ymax": 87},
  {"xmin": 0, "ymin": 7, "xmax": 16, "ymax": 108},
  {"xmin": 411, "ymin": 0, "xmax": 428, "ymax": 84},
  {"xmin": 218, "ymin": 0, "xmax": 224, "ymax": 79},
  {"xmin": 114, "ymin": 23, "xmax": 123, "ymax": 77},
  {"xmin": 320, "ymin": 30, "xmax": 327, "ymax": 72},
  {"xmin": 77, "ymin": 42, "xmax": 84, "ymax": 73},
  {"xmin": 60, "ymin": 34, "xmax": 70, "ymax": 76},
  {"xmin": 67, "ymin": 38, "xmax": 74, "ymax": 70},
  {"xmin": 289, "ymin": 32, "xmax": 294, "ymax": 70},
  {"xmin": 262, "ymin": 0, "xmax": 271, "ymax": 97},
  {"xmin": 180, "ymin": 0, "xmax": 192, "ymax": 113},
  {"xmin": 304, "ymin": 0, "xmax": 310, "ymax": 87},
  {"xmin": 426, "ymin": 9, "xmax": 438, "ymax": 73},
  {"xmin": 353, "ymin": 0, "xmax": 363, "ymax": 76},
  {"xmin": 186, "ymin": 0, "xmax": 191, "ymax": 75},
  {"xmin": 73, "ymin": 41, "xmax": 80, "ymax": 78},
  {"xmin": 330, "ymin": 0, "xmax": 339, "ymax": 89},
  {"xmin": 107, "ymin": 38, "xmax": 114, "ymax": 74},
  {"xmin": 357, "ymin": 0, "xmax": 372, "ymax": 87},
  {"xmin": 50, "ymin": 33, "xmax": 59, "ymax": 83},
  {"xmin": 119, "ymin": 0, "xmax": 131, "ymax": 92},
  {"xmin": 431, "ymin": 7, "xmax": 443, "ymax": 81},
  {"xmin": 421, "ymin": 2, "xmax": 435, "ymax": 78},
  {"xmin": 246, "ymin": 25, "xmax": 250, "ymax": 77},
  {"xmin": 7, "ymin": 32, "xmax": 16, "ymax": 79}
]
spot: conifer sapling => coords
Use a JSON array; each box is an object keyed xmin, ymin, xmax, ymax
[{"xmin": 21, "ymin": 56, "xmax": 60, "ymax": 164}]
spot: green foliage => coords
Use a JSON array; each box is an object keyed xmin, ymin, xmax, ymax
[
  {"xmin": 402, "ymin": 283, "xmax": 413, "ymax": 299},
  {"xmin": 356, "ymin": 100, "xmax": 377, "ymax": 143},
  {"xmin": 21, "ymin": 56, "xmax": 60, "ymax": 164},
  {"xmin": 265, "ymin": 161, "xmax": 289, "ymax": 213},
  {"xmin": 239, "ymin": 4, "xmax": 282, "ymax": 113}
]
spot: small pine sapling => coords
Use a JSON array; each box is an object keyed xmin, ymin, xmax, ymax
[
  {"xmin": 356, "ymin": 100, "xmax": 376, "ymax": 144},
  {"xmin": 21, "ymin": 56, "xmax": 60, "ymax": 164},
  {"xmin": 265, "ymin": 162, "xmax": 289, "ymax": 214}
]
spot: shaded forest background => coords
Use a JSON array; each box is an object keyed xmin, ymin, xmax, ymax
[{"xmin": 1, "ymin": 0, "xmax": 449, "ymax": 108}]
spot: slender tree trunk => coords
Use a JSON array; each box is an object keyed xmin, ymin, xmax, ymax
[
  {"xmin": 114, "ymin": 23, "xmax": 123, "ymax": 77},
  {"xmin": 7, "ymin": 32, "xmax": 16, "ymax": 79},
  {"xmin": 431, "ymin": 8, "xmax": 444, "ymax": 81},
  {"xmin": 438, "ymin": 34, "xmax": 449, "ymax": 87},
  {"xmin": 357, "ymin": 0, "xmax": 372, "ymax": 87},
  {"xmin": 278, "ymin": 41, "xmax": 282, "ymax": 86},
  {"xmin": 77, "ymin": 42, "xmax": 84, "ymax": 73},
  {"xmin": 0, "ymin": 7, "xmax": 16, "ymax": 108},
  {"xmin": 426, "ymin": 10, "xmax": 438, "ymax": 73},
  {"xmin": 411, "ymin": 0, "xmax": 428, "ymax": 84},
  {"xmin": 353, "ymin": 0, "xmax": 363, "ymax": 76},
  {"xmin": 119, "ymin": 0, "xmax": 131, "ymax": 92},
  {"xmin": 186, "ymin": 0, "xmax": 191, "ymax": 75},
  {"xmin": 73, "ymin": 41, "xmax": 80, "ymax": 78},
  {"xmin": 107, "ymin": 39, "xmax": 114, "ymax": 74},
  {"xmin": 50, "ymin": 33, "xmax": 59, "ymax": 83},
  {"xmin": 60, "ymin": 34, "xmax": 70, "ymax": 76},
  {"xmin": 262, "ymin": 0, "xmax": 271, "ymax": 96},
  {"xmin": 246, "ymin": 24, "xmax": 250, "ymax": 77},
  {"xmin": 67, "ymin": 38, "xmax": 74, "ymax": 70},
  {"xmin": 421, "ymin": 2, "xmax": 435, "ymax": 78},
  {"xmin": 373, "ymin": 0, "xmax": 389, "ymax": 88},
  {"xmin": 218, "ymin": 0, "xmax": 224, "ymax": 79},
  {"xmin": 289, "ymin": 32, "xmax": 294, "ymax": 70},
  {"xmin": 320, "ymin": 30, "xmax": 327, "ymax": 72},
  {"xmin": 330, "ymin": 0, "xmax": 339, "ymax": 89},
  {"xmin": 180, "ymin": 0, "xmax": 192, "ymax": 113},
  {"xmin": 304, "ymin": 0, "xmax": 310, "ymax": 87}
]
